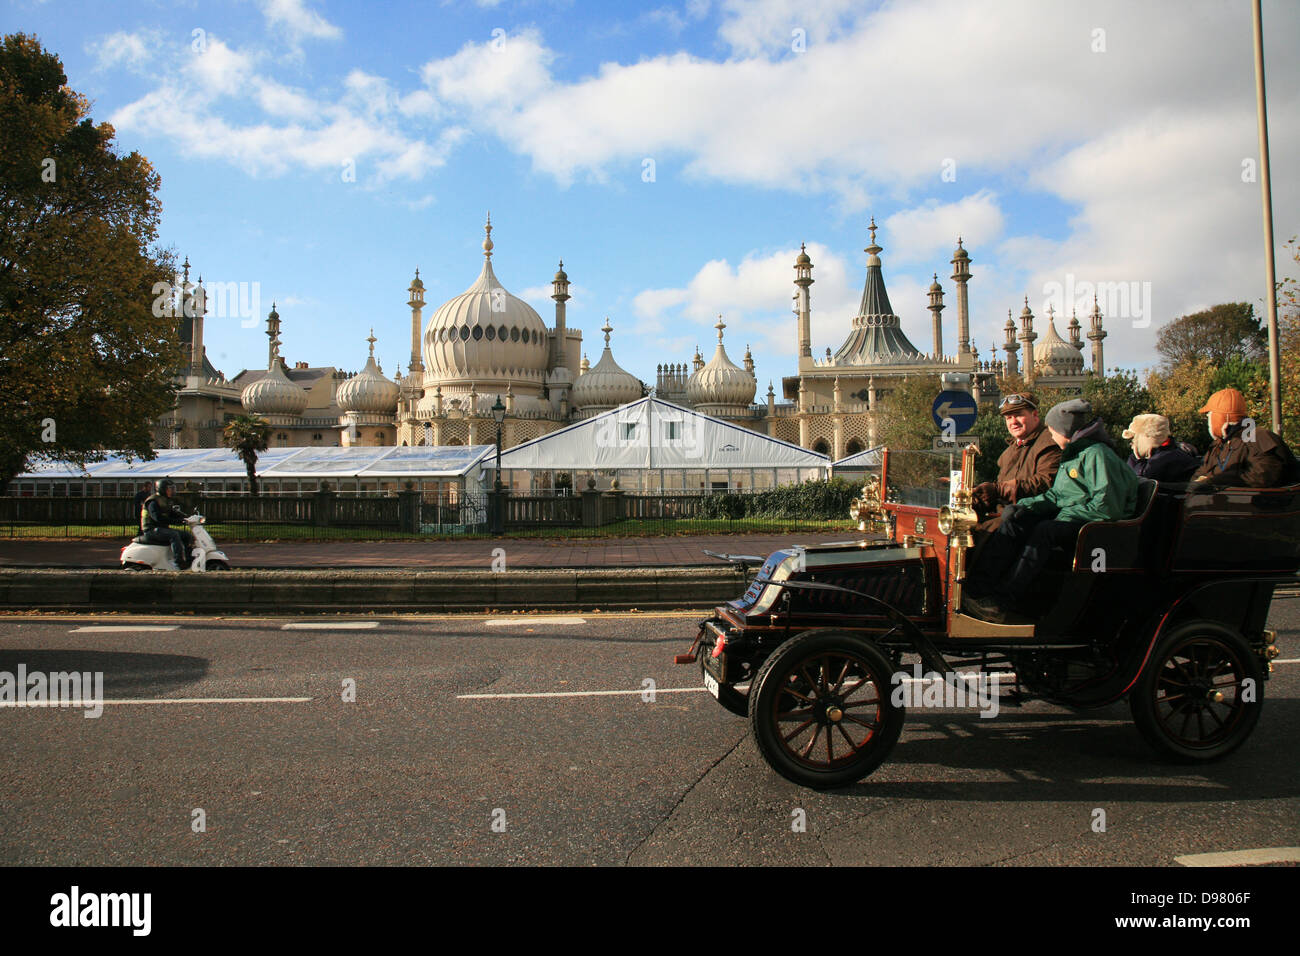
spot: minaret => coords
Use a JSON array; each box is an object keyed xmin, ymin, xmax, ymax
[
  {"xmin": 693, "ymin": 346, "xmax": 704, "ymax": 372},
  {"xmin": 950, "ymin": 238, "xmax": 972, "ymax": 359},
  {"xmin": 266, "ymin": 302, "xmax": 282, "ymax": 369},
  {"xmin": 793, "ymin": 243, "xmax": 814, "ymax": 359},
  {"xmin": 1068, "ymin": 308, "xmax": 1083, "ymax": 349},
  {"xmin": 1003, "ymin": 310, "xmax": 1020, "ymax": 377},
  {"xmin": 743, "ymin": 344, "xmax": 754, "ymax": 375},
  {"xmin": 1018, "ymin": 298, "xmax": 1037, "ymax": 386},
  {"xmin": 1088, "ymin": 294, "xmax": 1107, "ymax": 377},
  {"xmin": 552, "ymin": 259, "xmax": 570, "ymax": 368},
  {"xmin": 190, "ymin": 273, "xmax": 207, "ymax": 378},
  {"xmin": 927, "ymin": 273, "xmax": 945, "ymax": 358},
  {"xmin": 407, "ymin": 269, "xmax": 425, "ymax": 376}
]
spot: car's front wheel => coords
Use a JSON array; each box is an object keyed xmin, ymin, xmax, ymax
[{"xmin": 749, "ymin": 629, "xmax": 904, "ymax": 790}]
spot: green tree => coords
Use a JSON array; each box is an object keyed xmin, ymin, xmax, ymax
[
  {"xmin": 0, "ymin": 33, "xmax": 180, "ymax": 490},
  {"xmin": 1155, "ymin": 303, "xmax": 1265, "ymax": 370},
  {"xmin": 223, "ymin": 415, "xmax": 271, "ymax": 496},
  {"xmin": 1082, "ymin": 369, "xmax": 1153, "ymax": 450},
  {"xmin": 1145, "ymin": 359, "xmax": 1218, "ymax": 453}
]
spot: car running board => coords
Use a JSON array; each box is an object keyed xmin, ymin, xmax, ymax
[{"xmin": 948, "ymin": 611, "xmax": 1037, "ymax": 639}]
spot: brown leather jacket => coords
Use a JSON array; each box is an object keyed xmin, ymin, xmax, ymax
[
  {"xmin": 974, "ymin": 424, "xmax": 1062, "ymax": 531},
  {"xmin": 1192, "ymin": 424, "xmax": 1299, "ymax": 488}
]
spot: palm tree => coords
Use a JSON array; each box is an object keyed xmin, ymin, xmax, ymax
[{"xmin": 223, "ymin": 415, "xmax": 271, "ymax": 496}]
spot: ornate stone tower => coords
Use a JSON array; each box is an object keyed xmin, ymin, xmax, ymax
[
  {"xmin": 1002, "ymin": 310, "xmax": 1020, "ymax": 377},
  {"xmin": 927, "ymin": 273, "xmax": 945, "ymax": 358},
  {"xmin": 1088, "ymin": 294, "xmax": 1107, "ymax": 377},
  {"xmin": 950, "ymin": 239, "xmax": 972, "ymax": 359},
  {"xmin": 1018, "ymin": 298, "xmax": 1037, "ymax": 386},
  {"xmin": 794, "ymin": 243, "xmax": 813, "ymax": 360},
  {"xmin": 407, "ymin": 268, "xmax": 425, "ymax": 378}
]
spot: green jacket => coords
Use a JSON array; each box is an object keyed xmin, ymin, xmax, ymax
[{"xmin": 1017, "ymin": 423, "xmax": 1139, "ymax": 523}]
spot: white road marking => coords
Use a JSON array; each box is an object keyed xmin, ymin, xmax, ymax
[
  {"xmin": 0, "ymin": 697, "xmax": 311, "ymax": 707},
  {"xmin": 459, "ymin": 687, "xmax": 706, "ymax": 700},
  {"xmin": 1273, "ymin": 658, "xmax": 1298, "ymax": 664},
  {"xmin": 281, "ymin": 622, "xmax": 378, "ymax": 630},
  {"xmin": 1175, "ymin": 847, "xmax": 1300, "ymax": 867},
  {"xmin": 70, "ymin": 626, "xmax": 178, "ymax": 633},
  {"xmin": 483, "ymin": 616, "xmax": 587, "ymax": 627}
]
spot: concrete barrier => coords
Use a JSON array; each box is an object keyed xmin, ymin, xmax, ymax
[{"xmin": 0, "ymin": 567, "xmax": 748, "ymax": 613}]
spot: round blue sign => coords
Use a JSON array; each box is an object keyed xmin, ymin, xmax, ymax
[{"xmin": 931, "ymin": 390, "xmax": 978, "ymax": 435}]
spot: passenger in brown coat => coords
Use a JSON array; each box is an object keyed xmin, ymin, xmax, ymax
[
  {"xmin": 971, "ymin": 393, "xmax": 1062, "ymax": 533},
  {"xmin": 1190, "ymin": 388, "xmax": 1299, "ymax": 489}
]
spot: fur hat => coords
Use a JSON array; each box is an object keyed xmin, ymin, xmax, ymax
[
  {"xmin": 1199, "ymin": 388, "xmax": 1247, "ymax": 440},
  {"xmin": 1044, "ymin": 398, "xmax": 1093, "ymax": 441},
  {"xmin": 1122, "ymin": 414, "xmax": 1170, "ymax": 459}
]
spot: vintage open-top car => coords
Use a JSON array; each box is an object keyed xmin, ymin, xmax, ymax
[{"xmin": 677, "ymin": 445, "xmax": 1298, "ymax": 789}]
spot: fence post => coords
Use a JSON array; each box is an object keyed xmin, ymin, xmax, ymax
[
  {"xmin": 398, "ymin": 482, "xmax": 420, "ymax": 534},
  {"xmin": 581, "ymin": 482, "xmax": 602, "ymax": 528},
  {"xmin": 315, "ymin": 482, "xmax": 335, "ymax": 528}
]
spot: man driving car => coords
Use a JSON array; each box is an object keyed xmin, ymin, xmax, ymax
[{"xmin": 971, "ymin": 392, "xmax": 1061, "ymax": 533}]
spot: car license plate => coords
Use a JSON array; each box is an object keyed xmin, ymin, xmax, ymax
[{"xmin": 702, "ymin": 669, "xmax": 720, "ymax": 699}]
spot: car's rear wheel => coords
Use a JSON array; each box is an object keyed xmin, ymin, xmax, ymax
[
  {"xmin": 121, "ymin": 562, "xmax": 151, "ymax": 571},
  {"xmin": 749, "ymin": 629, "xmax": 904, "ymax": 790},
  {"xmin": 1129, "ymin": 622, "xmax": 1263, "ymax": 761},
  {"xmin": 206, "ymin": 560, "xmax": 230, "ymax": 571}
]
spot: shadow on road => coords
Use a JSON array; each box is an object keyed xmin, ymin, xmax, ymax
[{"xmin": 0, "ymin": 649, "xmax": 209, "ymax": 697}]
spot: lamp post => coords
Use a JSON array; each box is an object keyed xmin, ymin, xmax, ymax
[{"xmin": 491, "ymin": 395, "xmax": 506, "ymax": 534}]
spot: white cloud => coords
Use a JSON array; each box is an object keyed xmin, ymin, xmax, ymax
[
  {"xmin": 87, "ymin": 29, "xmax": 165, "ymax": 74},
  {"xmin": 259, "ymin": 0, "xmax": 343, "ymax": 43},
  {"xmin": 107, "ymin": 33, "xmax": 461, "ymax": 185},
  {"xmin": 717, "ymin": 0, "xmax": 867, "ymax": 56},
  {"xmin": 883, "ymin": 191, "xmax": 1004, "ymax": 266}
]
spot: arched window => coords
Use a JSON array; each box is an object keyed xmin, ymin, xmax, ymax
[
  {"xmin": 812, "ymin": 439, "xmax": 830, "ymax": 455},
  {"xmin": 845, "ymin": 438, "xmax": 864, "ymax": 456}
]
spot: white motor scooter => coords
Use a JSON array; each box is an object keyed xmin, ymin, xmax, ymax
[{"xmin": 120, "ymin": 514, "xmax": 231, "ymax": 571}]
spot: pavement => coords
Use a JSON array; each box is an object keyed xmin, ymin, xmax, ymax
[{"xmin": 0, "ymin": 532, "xmax": 852, "ymax": 570}]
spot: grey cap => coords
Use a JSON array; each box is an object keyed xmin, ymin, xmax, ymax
[{"xmin": 1045, "ymin": 398, "xmax": 1093, "ymax": 440}]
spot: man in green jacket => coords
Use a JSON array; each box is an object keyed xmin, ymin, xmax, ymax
[{"xmin": 965, "ymin": 398, "xmax": 1139, "ymax": 623}]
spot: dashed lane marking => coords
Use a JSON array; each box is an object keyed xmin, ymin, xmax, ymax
[
  {"xmin": 483, "ymin": 616, "xmax": 587, "ymax": 627},
  {"xmin": 1175, "ymin": 847, "xmax": 1300, "ymax": 867},
  {"xmin": 281, "ymin": 622, "xmax": 378, "ymax": 630},
  {"xmin": 459, "ymin": 687, "xmax": 707, "ymax": 700},
  {"xmin": 1, "ymin": 697, "xmax": 312, "ymax": 706},
  {"xmin": 70, "ymin": 626, "xmax": 178, "ymax": 633}
]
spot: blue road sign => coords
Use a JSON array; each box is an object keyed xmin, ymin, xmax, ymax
[{"xmin": 931, "ymin": 390, "xmax": 978, "ymax": 435}]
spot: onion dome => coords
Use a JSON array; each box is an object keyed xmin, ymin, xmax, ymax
[
  {"xmin": 686, "ymin": 317, "xmax": 757, "ymax": 412},
  {"xmin": 241, "ymin": 356, "xmax": 308, "ymax": 416},
  {"xmin": 554, "ymin": 260, "xmax": 568, "ymax": 282},
  {"xmin": 421, "ymin": 216, "xmax": 550, "ymax": 389},
  {"xmin": 795, "ymin": 243, "xmax": 812, "ymax": 267},
  {"xmin": 929, "ymin": 273, "xmax": 943, "ymax": 292},
  {"xmin": 570, "ymin": 319, "xmax": 642, "ymax": 414},
  {"xmin": 1034, "ymin": 305, "xmax": 1085, "ymax": 376},
  {"xmin": 337, "ymin": 330, "xmax": 400, "ymax": 414}
]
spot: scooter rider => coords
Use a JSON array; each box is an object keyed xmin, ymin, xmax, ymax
[{"xmin": 142, "ymin": 479, "xmax": 194, "ymax": 569}]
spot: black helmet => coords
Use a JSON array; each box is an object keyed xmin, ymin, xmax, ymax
[{"xmin": 158, "ymin": 478, "xmax": 176, "ymax": 494}]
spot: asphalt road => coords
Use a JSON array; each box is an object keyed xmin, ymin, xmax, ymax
[{"xmin": 1, "ymin": 601, "xmax": 1297, "ymax": 866}]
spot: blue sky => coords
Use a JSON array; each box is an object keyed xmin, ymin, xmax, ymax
[{"xmin": 7, "ymin": 0, "xmax": 1298, "ymax": 387}]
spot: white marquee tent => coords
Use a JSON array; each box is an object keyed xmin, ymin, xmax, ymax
[
  {"xmin": 494, "ymin": 397, "xmax": 829, "ymax": 493},
  {"xmin": 12, "ymin": 445, "xmax": 494, "ymax": 497}
]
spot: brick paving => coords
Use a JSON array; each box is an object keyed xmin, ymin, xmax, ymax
[{"xmin": 0, "ymin": 532, "xmax": 857, "ymax": 570}]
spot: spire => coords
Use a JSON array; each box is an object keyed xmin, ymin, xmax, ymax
[
  {"xmin": 482, "ymin": 212, "xmax": 493, "ymax": 259},
  {"xmin": 715, "ymin": 315, "xmax": 726, "ymax": 343},
  {"xmin": 367, "ymin": 328, "xmax": 376, "ymax": 357},
  {"xmin": 602, "ymin": 317, "xmax": 613, "ymax": 348}
]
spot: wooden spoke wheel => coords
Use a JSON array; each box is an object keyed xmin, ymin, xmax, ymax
[
  {"xmin": 749, "ymin": 629, "xmax": 904, "ymax": 789},
  {"xmin": 1130, "ymin": 623, "xmax": 1263, "ymax": 761}
]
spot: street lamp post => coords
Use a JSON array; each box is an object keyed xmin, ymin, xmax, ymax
[{"xmin": 491, "ymin": 395, "xmax": 506, "ymax": 534}]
